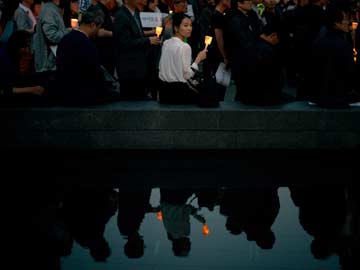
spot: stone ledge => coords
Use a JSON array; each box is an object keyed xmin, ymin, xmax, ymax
[{"xmin": 1, "ymin": 101, "xmax": 359, "ymax": 149}]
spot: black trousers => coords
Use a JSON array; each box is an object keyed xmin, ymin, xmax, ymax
[{"xmin": 158, "ymin": 81, "xmax": 198, "ymax": 105}]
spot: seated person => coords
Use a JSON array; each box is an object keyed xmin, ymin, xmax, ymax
[
  {"xmin": 54, "ymin": 8, "xmax": 119, "ymax": 106},
  {"xmin": 305, "ymin": 7, "xmax": 360, "ymax": 108},
  {"xmin": 0, "ymin": 30, "xmax": 45, "ymax": 106},
  {"xmin": 158, "ymin": 13, "xmax": 206, "ymax": 104}
]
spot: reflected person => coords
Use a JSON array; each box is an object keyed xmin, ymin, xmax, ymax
[
  {"xmin": 62, "ymin": 186, "xmax": 118, "ymax": 262},
  {"xmin": 220, "ymin": 185, "xmax": 280, "ymax": 250},
  {"xmin": 289, "ymin": 184, "xmax": 347, "ymax": 260},
  {"xmin": 160, "ymin": 188, "xmax": 205, "ymax": 257},
  {"xmin": 117, "ymin": 188, "xmax": 157, "ymax": 258}
]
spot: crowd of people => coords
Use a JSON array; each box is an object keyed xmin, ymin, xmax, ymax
[{"xmin": 0, "ymin": 0, "xmax": 359, "ymax": 108}]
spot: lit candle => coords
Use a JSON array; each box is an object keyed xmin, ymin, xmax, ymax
[
  {"xmin": 354, "ymin": 48, "xmax": 358, "ymax": 63},
  {"xmin": 71, "ymin": 18, "xmax": 79, "ymax": 29},
  {"xmin": 352, "ymin": 21, "xmax": 358, "ymax": 31},
  {"xmin": 204, "ymin": 35, "xmax": 212, "ymax": 50},
  {"xmin": 169, "ymin": 10, "xmax": 173, "ymax": 14},
  {"xmin": 155, "ymin": 26, "xmax": 163, "ymax": 38},
  {"xmin": 202, "ymin": 224, "xmax": 210, "ymax": 236},
  {"xmin": 157, "ymin": 211, "xmax": 163, "ymax": 221}
]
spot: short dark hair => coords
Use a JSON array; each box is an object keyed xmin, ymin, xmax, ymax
[
  {"xmin": 325, "ymin": 5, "xmax": 349, "ymax": 30},
  {"xmin": 172, "ymin": 12, "xmax": 191, "ymax": 34},
  {"xmin": 80, "ymin": 8, "xmax": 105, "ymax": 26}
]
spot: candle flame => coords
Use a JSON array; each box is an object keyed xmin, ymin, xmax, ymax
[
  {"xmin": 155, "ymin": 26, "xmax": 163, "ymax": 38},
  {"xmin": 71, "ymin": 19, "xmax": 78, "ymax": 29},
  {"xmin": 157, "ymin": 211, "xmax": 163, "ymax": 221},
  {"xmin": 352, "ymin": 21, "xmax": 359, "ymax": 31},
  {"xmin": 204, "ymin": 35, "xmax": 213, "ymax": 46},
  {"xmin": 354, "ymin": 48, "xmax": 358, "ymax": 63},
  {"xmin": 202, "ymin": 224, "xmax": 210, "ymax": 236}
]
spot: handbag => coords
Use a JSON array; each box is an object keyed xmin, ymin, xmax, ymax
[
  {"xmin": 215, "ymin": 62, "xmax": 231, "ymax": 87},
  {"xmin": 187, "ymin": 68, "xmax": 204, "ymax": 93}
]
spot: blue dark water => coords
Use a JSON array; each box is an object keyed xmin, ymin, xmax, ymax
[{"xmin": 4, "ymin": 150, "xmax": 359, "ymax": 270}]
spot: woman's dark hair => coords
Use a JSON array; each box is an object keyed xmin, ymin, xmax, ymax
[
  {"xmin": 172, "ymin": 12, "xmax": 191, "ymax": 34},
  {"xmin": 6, "ymin": 30, "xmax": 31, "ymax": 69}
]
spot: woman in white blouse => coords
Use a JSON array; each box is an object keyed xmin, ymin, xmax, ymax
[{"xmin": 158, "ymin": 13, "xmax": 207, "ymax": 104}]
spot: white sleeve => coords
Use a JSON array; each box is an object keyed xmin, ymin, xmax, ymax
[{"xmin": 181, "ymin": 43, "xmax": 198, "ymax": 80}]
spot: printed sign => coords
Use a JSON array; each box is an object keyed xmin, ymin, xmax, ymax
[{"xmin": 140, "ymin": 12, "xmax": 167, "ymax": 28}]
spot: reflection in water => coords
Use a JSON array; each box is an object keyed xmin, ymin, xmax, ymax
[
  {"xmin": 12, "ymin": 182, "xmax": 359, "ymax": 270},
  {"xmin": 117, "ymin": 188, "xmax": 156, "ymax": 259},
  {"xmin": 5, "ymin": 150, "xmax": 359, "ymax": 270},
  {"xmin": 220, "ymin": 186, "xmax": 280, "ymax": 250},
  {"xmin": 62, "ymin": 187, "xmax": 118, "ymax": 262},
  {"xmin": 290, "ymin": 184, "xmax": 359, "ymax": 269}
]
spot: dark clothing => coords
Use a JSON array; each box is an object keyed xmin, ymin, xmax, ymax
[
  {"xmin": 157, "ymin": 0, "xmax": 169, "ymax": 13},
  {"xmin": 306, "ymin": 29, "xmax": 357, "ymax": 108},
  {"xmin": 355, "ymin": 25, "xmax": 360, "ymax": 92},
  {"xmin": 158, "ymin": 81, "xmax": 198, "ymax": 104},
  {"xmin": 55, "ymin": 30, "xmax": 116, "ymax": 106},
  {"xmin": 225, "ymin": 9, "xmax": 262, "ymax": 77},
  {"xmin": 0, "ymin": 46, "xmax": 15, "ymax": 96},
  {"xmin": 204, "ymin": 9, "xmax": 227, "ymax": 74},
  {"xmin": 113, "ymin": 6, "xmax": 151, "ymax": 100},
  {"xmin": 262, "ymin": 8, "xmax": 283, "ymax": 36},
  {"xmin": 90, "ymin": 3, "xmax": 115, "ymax": 74},
  {"xmin": 198, "ymin": 4, "xmax": 215, "ymax": 50},
  {"xmin": 294, "ymin": 3, "xmax": 327, "ymax": 99},
  {"xmin": 0, "ymin": 46, "xmax": 45, "ymax": 107},
  {"xmin": 117, "ymin": 189, "xmax": 152, "ymax": 237},
  {"xmin": 203, "ymin": 9, "xmax": 228, "ymax": 100},
  {"xmin": 226, "ymin": 8, "xmax": 282, "ymax": 104}
]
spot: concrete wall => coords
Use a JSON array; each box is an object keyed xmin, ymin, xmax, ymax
[{"xmin": 1, "ymin": 101, "xmax": 360, "ymax": 149}]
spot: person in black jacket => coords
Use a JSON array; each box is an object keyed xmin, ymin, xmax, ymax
[
  {"xmin": 225, "ymin": 0, "xmax": 280, "ymax": 104},
  {"xmin": 113, "ymin": 0, "xmax": 160, "ymax": 100},
  {"xmin": 305, "ymin": 6, "xmax": 359, "ymax": 108},
  {"xmin": 88, "ymin": 0, "xmax": 115, "ymax": 75},
  {"xmin": 54, "ymin": 8, "xmax": 119, "ymax": 106}
]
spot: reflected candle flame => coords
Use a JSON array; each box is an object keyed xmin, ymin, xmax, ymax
[
  {"xmin": 157, "ymin": 211, "xmax": 163, "ymax": 221},
  {"xmin": 202, "ymin": 224, "xmax": 210, "ymax": 236}
]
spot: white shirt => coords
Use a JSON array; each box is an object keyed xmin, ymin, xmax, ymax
[{"xmin": 159, "ymin": 37, "xmax": 198, "ymax": 83}]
